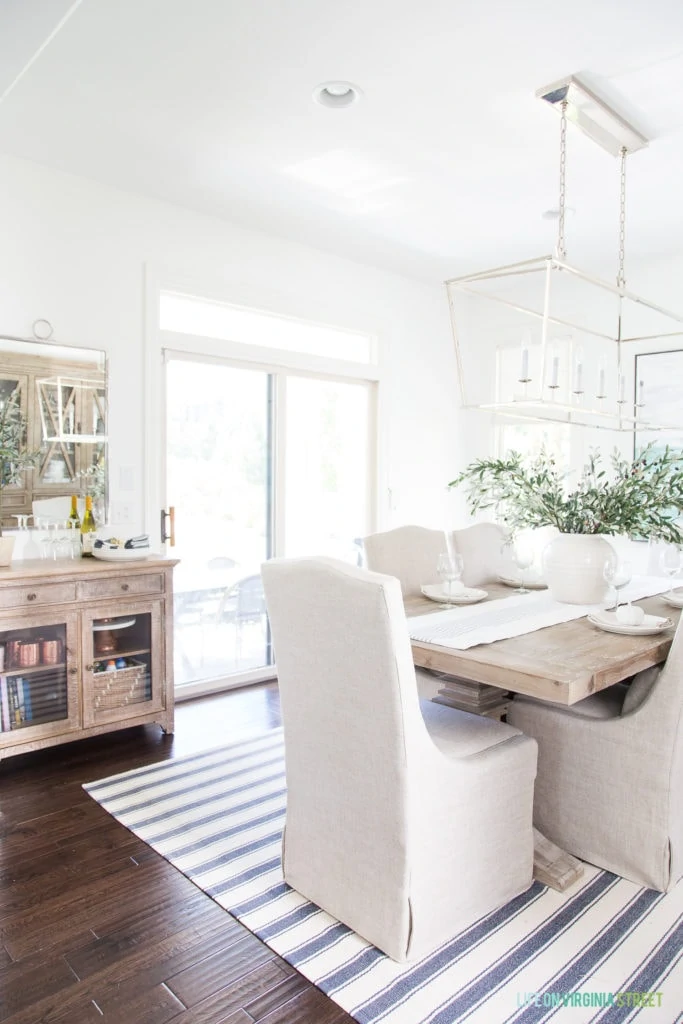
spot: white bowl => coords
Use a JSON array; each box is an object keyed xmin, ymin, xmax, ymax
[{"xmin": 92, "ymin": 546, "xmax": 151, "ymax": 562}]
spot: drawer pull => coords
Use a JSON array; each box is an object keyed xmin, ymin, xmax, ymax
[
  {"xmin": 26, "ymin": 592, "xmax": 37, "ymax": 601},
  {"xmin": 121, "ymin": 583, "xmax": 130, "ymax": 592}
]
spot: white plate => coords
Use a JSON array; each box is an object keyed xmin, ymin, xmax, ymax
[
  {"xmin": 660, "ymin": 590, "xmax": 683, "ymax": 609},
  {"xmin": 92, "ymin": 547, "xmax": 151, "ymax": 562},
  {"xmin": 421, "ymin": 584, "xmax": 488, "ymax": 605},
  {"xmin": 498, "ymin": 574, "xmax": 548, "ymax": 590},
  {"xmin": 587, "ymin": 611, "xmax": 672, "ymax": 636}
]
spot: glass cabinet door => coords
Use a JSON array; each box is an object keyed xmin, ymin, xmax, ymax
[
  {"xmin": 82, "ymin": 601, "xmax": 164, "ymax": 727},
  {"xmin": 0, "ymin": 612, "xmax": 79, "ymax": 746}
]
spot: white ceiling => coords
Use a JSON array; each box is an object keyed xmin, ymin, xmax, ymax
[{"xmin": 1, "ymin": 0, "xmax": 683, "ymax": 282}]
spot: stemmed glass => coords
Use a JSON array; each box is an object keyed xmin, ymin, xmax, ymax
[
  {"xmin": 436, "ymin": 552, "xmax": 464, "ymax": 608},
  {"xmin": 603, "ymin": 559, "xmax": 632, "ymax": 611},
  {"xmin": 659, "ymin": 545, "xmax": 682, "ymax": 597},
  {"xmin": 510, "ymin": 537, "xmax": 535, "ymax": 595}
]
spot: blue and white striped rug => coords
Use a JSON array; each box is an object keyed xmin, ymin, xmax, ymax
[{"xmin": 84, "ymin": 729, "xmax": 683, "ymax": 1023}]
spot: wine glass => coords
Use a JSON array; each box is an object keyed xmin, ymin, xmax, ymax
[
  {"xmin": 659, "ymin": 545, "xmax": 682, "ymax": 597},
  {"xmin": 510, "ymin": 537, "xmax": 535, "ymax": 594},
  {"xmin": 436, "ymin": 552, "xmax": 464, "ymax": 607},
  {"xmin": 603, "ymin": 559, "xmax": 632, "ymax": 611}
]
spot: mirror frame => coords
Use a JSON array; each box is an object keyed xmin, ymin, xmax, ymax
[{"xmin": 0, "ymin": 334, "xmax": 108, "ymax": 529}]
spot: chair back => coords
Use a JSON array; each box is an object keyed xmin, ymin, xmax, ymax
[
  {"xmin": 261, "ymin": 556, "xmax": 426, "ymax": 914},
  {"xmin": 362, "ymin": 525, "xmax": 450, "ymax": 595},
  {"xmin": 452, "ymin": 522, "xmax": 514, "ymax": 586},
  {"xmin": 235, "ymin": 574, "xmax": 267, "ymax": 623},
  {"xmin": 363, "ymin": 522, "xmax": 513, "ymax": 593}
]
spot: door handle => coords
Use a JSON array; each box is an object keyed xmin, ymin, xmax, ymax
[{"xmin": 160, "ymin": 506, "xmax": 176, "ymax": 547}]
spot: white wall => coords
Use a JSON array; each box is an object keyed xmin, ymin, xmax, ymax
[{"xmin": 0, "ymin": 153, "xmax": 464, "ymax": 543}]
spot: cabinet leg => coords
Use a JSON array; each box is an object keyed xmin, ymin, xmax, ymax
[{"xmin": 157, "ymin": 711, "xmax": 175, "ymax": 735}]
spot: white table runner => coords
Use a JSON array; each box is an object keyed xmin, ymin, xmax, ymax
[{"xmin": 408, "ymin": 576, "xmax": 675, "ymax": 650}]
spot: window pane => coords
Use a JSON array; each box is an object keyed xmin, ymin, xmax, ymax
[
  {"xmin": 283, "ymin": 377, "xmax": 371, "ymax": 563},
  {"xmin": 160, "ymin": 292, "xmax": 373, "ymax": 364},
  {"xmin": 167, "ymin": 359, "xmax": 272, "ymax": 689}
]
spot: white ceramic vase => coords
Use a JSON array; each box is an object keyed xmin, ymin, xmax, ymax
[
  {"xmin": 0, "ymin": 535, "xmax": 15, "ymax": 567},
  {"xmin": 542, "ymin": 533, "xmax": 616, "ymax": 605}
]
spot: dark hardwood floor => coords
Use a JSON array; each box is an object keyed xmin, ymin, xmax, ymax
[{"xmin": 0, "ymin": 683, "xmax": 354, "ymax": 1024}]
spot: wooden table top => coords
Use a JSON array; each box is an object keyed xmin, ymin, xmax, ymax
[{"xmin": 406, "ymin": 583, "xmax": 681, "ymax": 706}]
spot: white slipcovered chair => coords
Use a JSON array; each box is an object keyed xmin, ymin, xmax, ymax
[
  {"xmin": 261, "ymin": 556, "xmax": 537, "ymax": 962},
  {"xmin": 362, "ymin": 523, "xmax": 514, "ymax": 593},
  {"xmin": 507, "ymin": 620, "xmax": 683, "ymax": 892},
  {"xmin": 362, "ymin": 524, "xmax": 515, "ymax": 701}
]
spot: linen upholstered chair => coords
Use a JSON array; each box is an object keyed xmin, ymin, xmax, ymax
[
  {"xmin": 362, "ymin": 522, "xmax": 514, "ymax": 594},
  {"xmin": 507, "ymin": 619, "xmax": 683, "ymax": 892},
  {"xmin": 261, "ymin": 556, "xmax": 538, "ymax": 962}
]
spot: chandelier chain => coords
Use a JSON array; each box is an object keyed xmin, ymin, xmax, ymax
[
  {"xmin": 617, "ymin": 147, "xmax": 627, "ymax": 290},
  {"xmin": 557, "ymin": 100, "xmax": 568, "ymax": 260}
]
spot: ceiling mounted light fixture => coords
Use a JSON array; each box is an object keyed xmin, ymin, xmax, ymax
[
  {"xmin": 313, "ymin": 81, "xmax": 362, "ymax": 109},
  {"xmin": 445, "ymin": 75, "xmax": 683, "ymax": 433},
  {"xmin": 537, "ymin": 75, "xmax": 648, "ymax": 158}
]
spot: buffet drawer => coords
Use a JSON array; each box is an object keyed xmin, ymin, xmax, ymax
[
  {"xmin": 77, "ymin": 574, "xmax": 164, "ymax": 602},
  {"xmin": 0, "ymin": 582, "xmax": 77, "ymax": 609}
]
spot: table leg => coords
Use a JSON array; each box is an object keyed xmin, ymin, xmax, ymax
[
  {"xmin": 533, "ymin": 828, "xmax": 584, "ymax": 891},
  {"xmin": 432, "ymin": 675, "xmax": 511, "ymax": 720}
]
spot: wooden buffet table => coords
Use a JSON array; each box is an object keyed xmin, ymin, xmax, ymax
[
  {"xmin": 407, "ymin": 583, "xmax": 681, "ymax": 709},
  {"xmin": 0, "ymin": 557, "xmax": 178, "ymax": 761}
]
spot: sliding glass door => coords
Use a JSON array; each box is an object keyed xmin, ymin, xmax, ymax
[
  {"xmin": 166, "ymin": 357, "xmax": 273, "ymax": 693},
  {"xmin": 165, "ymin": 354, "xmax": 375, "ymax": 696}
]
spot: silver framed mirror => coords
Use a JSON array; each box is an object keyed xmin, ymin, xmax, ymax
[{"xmin": 0, "ymin": 335, "xmax": 107, "ymax": 530}]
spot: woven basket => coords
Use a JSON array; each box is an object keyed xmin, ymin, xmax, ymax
[{"xmin": 94, "ymin": 660, "xmax": 148, "ymax": 711}]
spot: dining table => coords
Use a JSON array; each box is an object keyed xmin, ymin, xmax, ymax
[
  {"xmin": 406, "ymin": 581, "xmax": 681, "ymax": 714},
  {"xmin": 405, "ymin": 579, "xmax": 681, "ymax": 891}
]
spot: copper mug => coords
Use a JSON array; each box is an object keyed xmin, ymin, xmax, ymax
[
  {"xmin": 7, "ymin": 640, "xmax": 23, "ymax": 668},
  {"xmin": 40, "ymin": 638, "xmax": 63, "ymax": 665},
  {"xmin": 19, "ymin": 641, "xmax": 40, "ymax": 668}
]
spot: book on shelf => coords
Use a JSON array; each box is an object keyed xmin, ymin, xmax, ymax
[
  {"xmin": 0, "ymin": 676, "xmax": 9, "ymax": 732},
  {"xmin": 6, "ymin": 677, "xmax": 33, "ymax": 728}
]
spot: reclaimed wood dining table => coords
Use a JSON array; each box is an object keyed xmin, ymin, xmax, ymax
[
  {"xmin": 407, "ymin": 582, "xmax": 681, "ymax": 890},
  {"xmin": 405, "ymin": 582, "xmax": 681, "ymax": 708}
]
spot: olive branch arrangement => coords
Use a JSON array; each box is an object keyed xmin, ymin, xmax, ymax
[{"xmin": 448, "ymin": 443, "xmax": 683, "ymax": 545}]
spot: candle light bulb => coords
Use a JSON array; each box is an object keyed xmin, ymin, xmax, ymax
[
  {"xmin": 520, "ymin": 347, "xmax": 530, "ymax": 382},
  {"xmin": 550, "ymin": 355, "xmax": 560, "ymax": 389},
  {"xmin": 597, "ymin": 361, "xmax": 606, "ymax": 398}
]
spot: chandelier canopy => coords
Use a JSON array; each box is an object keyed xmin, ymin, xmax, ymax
[{"xmin": 445, "ymin": 75, "xmax": 683, "ymax": 433}]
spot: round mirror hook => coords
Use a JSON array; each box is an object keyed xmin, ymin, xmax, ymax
[{"xmin": 32, "ymin": 318, "xmax": 54, "ymax": 341}]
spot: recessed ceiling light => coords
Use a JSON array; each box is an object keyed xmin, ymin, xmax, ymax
[{"xmin": 313, "ymin": 81, "xmax": 363, "ymax": 109}]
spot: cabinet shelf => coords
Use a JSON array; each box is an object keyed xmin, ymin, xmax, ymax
[
  {"xmin": 3, "ymin": 663, "xmax": 66, "ymax": 678},
  {"xmin": 93, "ymin": 647, "xmax": 151, "ymax": 661}
]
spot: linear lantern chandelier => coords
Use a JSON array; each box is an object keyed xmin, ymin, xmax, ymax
[{"xmin": 445, "ymin": 74, "xmax": 683, "ymax": 432}]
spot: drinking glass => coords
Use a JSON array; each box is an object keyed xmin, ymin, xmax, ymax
[
  {"xmin": 510, "ymin": 537, "xmax": 535, "ymax": 594},
  {"xmin": 436, "ymin": 552, "xmax": 464, "ymax": 607},
  {"xmin": 603, "ymin": 559, "xmax": 632, "ymax": 610},
  {"xmin": 659, "ymin": 545, "xmax": 682, "ymax": 596}
]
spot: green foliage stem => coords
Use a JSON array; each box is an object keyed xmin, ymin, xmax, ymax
[{"xmin": 448, "ymin": 443, "xmax": 683, "ymax": 546}]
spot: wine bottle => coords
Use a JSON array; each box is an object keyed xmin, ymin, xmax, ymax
[
  {"xmin": 80, "ymin": 496, "xmax": 97, "ymax": 557},
  {"xmin": 68, "ymin": 495, "xmax": 81, "ymax": 530}
]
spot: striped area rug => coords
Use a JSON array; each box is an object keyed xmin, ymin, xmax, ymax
[{"xmin": 84, "ymin": 729, "xmax": 683, "ymax": 1023}]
